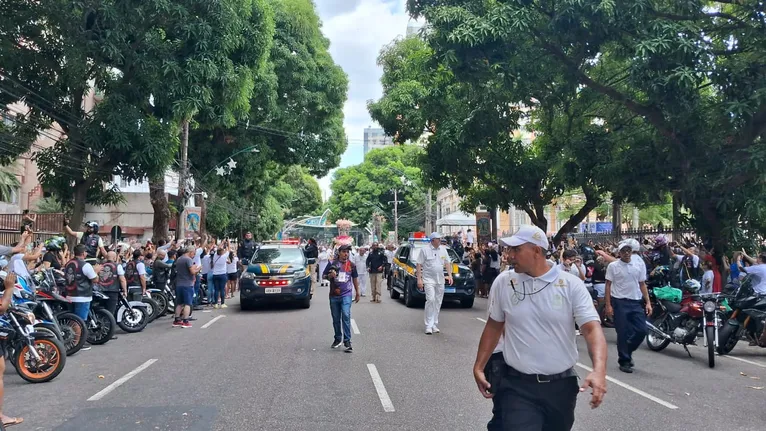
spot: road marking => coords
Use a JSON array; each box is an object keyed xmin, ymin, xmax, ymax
[
  {"xmin": 720, "ymin": 354, "xmax": 766, "ymax": 368},
  {"xmin": 88, "ymin": 359, "xmax": 158, "ymax": 401},
  {"xmin": 575, "ymin": 363, "xmax": 679, "ymax": 410},
  {"xmin": 476, "ymin": 317, "xmax": 487, "ymax": 323},
  {"xmin": 367, "ymin": 364, "xmax": 395, "ymax": 412},
  {"xmin": 201, "ymin": 315, "xmax": 225, "ymax": 329},
  {"xmin": 351, "ymin": 318, "xmax": 360, "ymax": 334}
]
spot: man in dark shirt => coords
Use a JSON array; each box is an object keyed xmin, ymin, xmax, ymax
[
  {"xmin": 304, "ymin": 238, "xmax": 319, "ymax": 296},
  {"xmin": 237, "ymin": 232, "xmax": 257, "ymax": 268},
  {"xmin": 366, "ymin": 242, "xmax": 387, "ymax": 303},
  {"xmin": 173, "ymin": 247, "xmax": 200, "ymax": 328}
]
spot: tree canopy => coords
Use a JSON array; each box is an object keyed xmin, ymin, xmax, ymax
[{"xmin": 370, "ymin": 0, "xmax": 766, "ymax": 248}]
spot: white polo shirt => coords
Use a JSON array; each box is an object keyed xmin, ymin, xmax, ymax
[
  {"xmin": 489, "ymin": 262, "xmax": 599, "ymax": 375},
  {"xmin": 487, "ymin": 270, "xmax": 508, "ymax": 354},
  {"xmin": 605, "ymin": 258, "xmax": 646, "ymax": 300},
  {"xmin": 415, "ymin": 244, "xmax": 450, "ymax": 285}
]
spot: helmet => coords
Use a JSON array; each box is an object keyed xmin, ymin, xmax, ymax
[
  {"xmin": 45, "ymin": 236, "xmax": 66, "ymax": 251},
  {"xmin": 683, "ymin": 279, "xmax": 701, "ymax": 294},
  {"xmin": 85, "ymin": 221, "xmax": 100, "ymax": 233},
  {"xmin": 654, "ymin": 235, "xmax": 668, "ymax": 247}
]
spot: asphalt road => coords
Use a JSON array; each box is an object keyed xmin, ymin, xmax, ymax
[{"xmin": 5, "ymin": 283, "xmax": 766, "ymax": 431}]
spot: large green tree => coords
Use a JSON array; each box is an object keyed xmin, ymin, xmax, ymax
[
  {"xmin": 396, "ymin": 0, "xmax": 766, "ymax": 250},
  {"xmin": 329, "ymin": 145, "xmax": 427, "ymax": 237},
  {"xmin": 282, "ymin": 165, "xmax": 323, "ymax": 219}
]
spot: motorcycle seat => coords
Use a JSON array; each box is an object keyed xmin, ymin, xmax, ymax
[{"xmin": 661, "ymin": 300, "xmax": 682, "ymax": 313}]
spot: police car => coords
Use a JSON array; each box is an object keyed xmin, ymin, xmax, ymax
[
  {"xmin": 387, "ymin": 238, "xmax": 475, "ymax": 308},
  {"xmin": 239, "ymin": 241, "xmax": 314, "ymax": 310}
]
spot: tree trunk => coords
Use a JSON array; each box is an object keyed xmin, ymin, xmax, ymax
[
  {"xmin": 149, "ymin": 174, "xmax": 170, "ymax": 242},
  {"xmin": 612, "ymin": 196, "xmax": 622, "ymax": 239},
  {"xmin": 176, "ymin": 119, "xmax": 190, "ymax": 240},
  {"xmin": 551, "ymin": 197, "xmax": 600, "ymax": 247},
  {"xmin": 66, "ymin": 182, "xmax": 89, "ymax": 250},
  {"xmin": 490, "ymin": 206, "xmax": 498, "ymax": 242}
]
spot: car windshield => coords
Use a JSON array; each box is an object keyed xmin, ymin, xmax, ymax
[
  {"xmin": 252, "ymin": 247, "xmax": 304, "ymax": 264},
  {"xmin": 411, "ymin": 243, "xmax": 461, "ymax": 263}
]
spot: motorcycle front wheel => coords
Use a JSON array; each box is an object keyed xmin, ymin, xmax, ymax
[
  {"xmin": 87, "ymin": 308, "xmax": 116, "ymax": 345},
  {"xmin": 117, "ymin": 306, "xmax": 149, "ymax": 333},
  {"xmin": 706, "ymin": 326, "xmax": 716, "ymax": 368},
  {"xmin": 14, "ymin": 336, "xmax": 67, "ymax": 383},
  {"xmin": 717, "ymin": 321, "xmax": 740, "ymax": 355},
  {"xmin": 57, "ymin": 312, "xmax": 87, "ymax": 356}
]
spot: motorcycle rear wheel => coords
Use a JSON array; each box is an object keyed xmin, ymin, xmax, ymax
[
  {"xmin": 706, "ymin": 326, "xmax": 716, "ymax": 368},
  {"xmin": 14, "ymin": 336, "xmax": 67, "ymax": 383},
  {"xmin": 57, "ymin": 312, "xmax": 87, "ymax": 356},
  {"xmin": 143, "ymin": 297, "xmax": 160, "ymax": 322},
  {"xmin": 87, "ymin": 308, "xmax": 116, "ymax": 345},
  {"xmin": 716, "ymin": 321, "xmax": 740, "ymax": 355},
  {"xmin": 150, "ymin": 291, "xmax": 169, "ymax": 317},
  {"xmin": 646, "ymin": 319, "xmax": 671, "ymax": 351}
]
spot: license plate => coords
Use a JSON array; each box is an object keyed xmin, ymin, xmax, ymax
[
  {"xmin": 445, "ymin": 288, "xmax": 456, "ymax": 294},
  {"xmin": 264, "ymin": 288, "xmax": 282, "ymax": 294}
]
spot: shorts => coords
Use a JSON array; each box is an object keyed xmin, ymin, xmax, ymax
[
  {"xmin": 175, "ymin": 286, "xmax": 194, "ymax": 306},
  {"xmin": 227, "ymin": 272, "xmax": 238, "ymax": 281}
]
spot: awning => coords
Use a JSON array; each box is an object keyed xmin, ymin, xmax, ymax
[{"xmin": 436, "ymin": 211, "xmax": 476, "ymax": 227}]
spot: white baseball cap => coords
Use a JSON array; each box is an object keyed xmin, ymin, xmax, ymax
[
  {"xmin": 499, "ymin": 225, "xmax": 549, "ymax": 249},
  {"xmin": 429, "ymin": 232, "xmax": 442, "ymax": 240},
  {"xmin": 618, "ymin": 239, "xmax": 640, "ymax": 252}
]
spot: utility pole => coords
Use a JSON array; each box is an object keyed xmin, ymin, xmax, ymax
[
  {"xmin": 176, "ymin": 119, "xmax": 190, "ymax": 241},
  {"xmin": 426, "ymin": 188, "xmax": 432, "ymax": 232},
  {"xmin": 388, "ymin": 188, "xmax": 404, "ymax": 242}
]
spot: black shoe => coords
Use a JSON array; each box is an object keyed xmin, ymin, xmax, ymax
[
  {"xmin": 344, "ymin": 341, "xmax": 353, "ymax": 353},
  {"xmin": 187, "ymin": 317, "xmax": 197, "ymax": 321},
  {"xmin": 629, "ymin": 360, "xmax": 635, "ymax": 367},
  {"xmin": 331, "ymin": 340, "xmax": 342, "ymax": 349},
  {"xmin": 192, "ymin": 306, "xmax": 204, "ymax": 311},
  {"xmin": 80, "ymin": 344, "xmax": 92, "ymax": 351},
  {"xmin": 619, "ymin": 364, "xmax": 633, "ymax": 373}
]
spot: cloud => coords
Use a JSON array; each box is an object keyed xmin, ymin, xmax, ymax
[{"xmin": 314, "ymin": 0, "xmax": 412, "ymax": 200}]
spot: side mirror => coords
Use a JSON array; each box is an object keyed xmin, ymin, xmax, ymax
[
  {"xmin": 307, "ymin": 258, "xmax": 316, "ymax": 265},
  {"xmin": 462, "ymin": 259, "xmax": 470, "ymax": 265},
  {"xmin": 241, "ymin": 259, "xmax": 250, "ymax": 266}
]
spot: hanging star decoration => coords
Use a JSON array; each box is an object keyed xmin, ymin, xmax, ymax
[
  {"xmin": 227, "ymin": 158, "xmax": 237, "ymax": 169},
  {"xmin": 215, "ymin": 166, "xmax": 226, "ymax": 177}
]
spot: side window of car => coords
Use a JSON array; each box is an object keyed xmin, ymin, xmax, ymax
[{"xmin": 398, "ymin": 247, "xmax": 410, "ymax": 264}]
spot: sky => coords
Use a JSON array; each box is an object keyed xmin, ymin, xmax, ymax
[{"xmin": 313, "ymin": 0, "xmax": 417, "ymax": 200}]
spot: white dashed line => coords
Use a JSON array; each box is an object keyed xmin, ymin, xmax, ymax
[
  {"xmin": 367, "ymin": 364, "xmax": 395, "ymax": 412},
  {"xmin": 88, "ymin": 359, "xmax": 158, "ymax": 401},
  {"xmin": 720, "ymin": 354, "xmax": 766, "ymax": 368},
  {"xmin": 351, "ymin": 318, "xmax": 360, "ymax": 334},
  {"xmin": 476, "ymin": 317, "xmax": 487, "ymax": 323},
  {"xmin": 575, "ymin": 363, "xmax": 679, "ymax": 410},
  {"xmin": 201, "ymin": 315, "xmax": 226, "ymax": 329}
]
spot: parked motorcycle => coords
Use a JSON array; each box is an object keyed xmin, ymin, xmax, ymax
[
  {"xmin": 645, "ymin": 279, "xmax": 727, "ymax": 367},
  {"xmin": 87, "ymin": 291, "xmax": 117, "ymax": 345},
  {"xmin": 34, "ymin": 269, "xmax": 87, "ymax": 355},
  {"xmin": 717, "ymin": 276, "xmax": 766, "ymax": 354},
  {"xmin": 128, "ymin": 287, "xmax": 160, "ymax": 322},
  {"xmin": 115, "ymin": 290, "xmax": 149, "ymax": 333},
  {"xmin": 0, "ymin": 302, "xmax": 67, "ymax": 383}
]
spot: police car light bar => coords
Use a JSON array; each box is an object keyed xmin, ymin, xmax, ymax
[{"xmin": 408, "ymin": 237, "xmax": 431, "ymax": 242}]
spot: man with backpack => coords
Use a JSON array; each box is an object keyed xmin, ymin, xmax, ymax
[{"xmin": 124, "ymin": 250, "xmax": 147, "ymax": 300}]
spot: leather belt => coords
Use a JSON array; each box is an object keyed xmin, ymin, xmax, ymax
[{"xmin": 506, "ymin": 366, "xmax": 577, "ymax": 383}]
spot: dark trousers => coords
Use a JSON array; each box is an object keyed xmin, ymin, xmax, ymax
[
  {"xmin": 612, "ymin": 297, "xmax": 647, "ymax": 365},
  {"xmin": 494, "ymin": 373, "xmax": 579, "ymax": 431},
  {"xmin": 485, "ymin": 352, "xmax": 505, "ymax": 431}
]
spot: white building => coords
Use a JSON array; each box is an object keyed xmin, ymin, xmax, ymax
[{"xmin": 363, "ymin": 127, "xmax": 394, "ymax": 156}]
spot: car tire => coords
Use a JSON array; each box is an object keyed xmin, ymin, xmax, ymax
[
  {"xmin": 300, "ymin": 297, "xmax": 311, "ymax": 309},
  {"xmin": 241, "ymin": 300, "xmax": 254, "ymax": 311},
  {"xmin": 460, "ymin": 298, "xmax": 474, "ymax": 308},
  {"xmin": 404, "ymin": 283, "xmax": 417, "ymax": 308},
  {"xmin": 389, "ymin": 284, "xmax": 400, "ymax": 300}
]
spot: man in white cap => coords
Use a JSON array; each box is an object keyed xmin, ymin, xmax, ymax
[
  {"xmin": 473, "ymin": 225, "xmax": 607, "ymax": 430},
  {"xmin": 416, "ymin": 232, "xmax": 453, "ymax": 334},
  {"xmin": 605, "ymin": 239, "xmax": 651, "ymax": 373}
]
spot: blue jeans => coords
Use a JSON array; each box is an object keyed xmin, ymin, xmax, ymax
[
  {"xmin": 212, "ymin": 274, "xmax": 228, "ymax": 305},
  {"xmin": 329, "ymin": 295, "xmax": 352, "ymax": 343},
  {"xmin": 72, "ymin": 301, "xmax": 91, "ymax": 321},
  {"xmin": 612, "ymin": 298, "xmax": 647, "ymax": 366}
]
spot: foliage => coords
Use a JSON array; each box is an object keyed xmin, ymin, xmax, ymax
[
  {"xmin": 282, "ymin": 165, "xmax": 322, "ymax": 219},
  {"xmin": 0, "ymin": 166, "xmax": 20, "ymax": 203},
  {"xmin": 393, "ymin": 0, "xmax": 766, "ymax": 251},
  {"xmin": 33, "ymin": 196, "xmax": 64, "ymax": 214},
  {"xmin": 329, "ymin": 145, "xmax": 427, "ymax": 235}
]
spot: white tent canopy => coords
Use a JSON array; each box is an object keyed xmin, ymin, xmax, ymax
[{"xmin": 436, "ymin": 211, "xmax": 476, "ymax": 227}]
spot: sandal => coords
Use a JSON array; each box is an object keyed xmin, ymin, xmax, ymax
[{"xmin": 3, "ymin": 417, "xmax": 24, "ymax": 427}]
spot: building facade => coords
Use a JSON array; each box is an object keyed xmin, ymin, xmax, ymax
[{"xmin": 363, "ymin": 127, "xmax": 394, "ymax": 156}]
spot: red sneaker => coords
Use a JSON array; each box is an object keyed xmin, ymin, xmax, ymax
[
  {"xmin": 172, "ymin": 320, "xmax": 182, "ymax": 327},
  {"xmin": 181, "ymin": 321, "xmax": 192, "ymax": 328}
]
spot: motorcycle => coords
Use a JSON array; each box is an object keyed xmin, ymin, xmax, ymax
[
  {"xmin": 86, "ymin": 291, "xmax": 117, "ymax": 345},
  {"xmin": 147, "ymin": 272, "xmax": 175, "ymax": 316},
  {"xmin": 115, "ymin": 290, "xmax": 149, "ymax": 333},
  {"xmin": 717, "ymin": 276, "xmax": 766, "ymax": 354},
  {"xmin": 645, "ymin": 279, "xmax": 727, "ymax": 367},
  {"xmin": 127, "ymin": 286, "xmax": 160, "ymax": 322},
  {"xmin": 0, "ymin": 302, "xmax": 67, "ymax": 383},
  {"xmin": 33, "ymin": 269, "xmax": 88, "ymax": 355}
]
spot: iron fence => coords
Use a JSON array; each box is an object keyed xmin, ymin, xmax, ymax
[
  {"xmin": 0, "ymin": 213, "xmax": 65, "ymax": 233},
  {"xmin": 569, "ymin": 228, "xmax": 697, "ymax": 244}
]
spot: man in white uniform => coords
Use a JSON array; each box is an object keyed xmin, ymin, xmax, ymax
[
  {"xmin": 416, "ymin": 232, "xmax": 453, "ymax": 334},
  {"xmin": 353, "ymin": 246, "xmax": 370, "ymax": 297},
  {"xmin": 473, "ymin": 225, "xmax": 607, "ymax": 430}
]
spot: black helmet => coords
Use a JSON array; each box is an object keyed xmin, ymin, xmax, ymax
[{"xmin": 85, "ymin": 221, "xmax": 100, "ymax": 233}]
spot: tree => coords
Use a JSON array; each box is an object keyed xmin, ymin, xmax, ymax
[
  {"xmin": 0, "ymin": 166, "xmax": 19, "ymax": 203},
  {"xmin": 282, "ymin": 166, "xmax": 322, "ymax": 219},
  {"xmin": 34, "ymin": 197, "xmax": 64, "ymax": 214},
  {"xmin": 329, "ymin": 145, "xmax": 427, "ymax": 235},
  {"xmin": 400, "ymin": 0, "xmax": 766, "ymax": 251}
]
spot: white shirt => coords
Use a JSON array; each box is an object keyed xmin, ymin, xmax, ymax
[
  {"xmin": 136, "ymin": 261, "xmax": 147, "ymax": 276},
  {"xmin": 558, "ymin": 263, "xmax": 584, "ymax": 279},
  {"xmin": 489, "ymin": 263, "xmax": 599, "ymax": 374},
  {"xmin": 227, "ymin": 256, "xmax": 239, "ymax": 274},
  {"xmin": 702, "ymin": 270, "xmax": 714, "ymax": 294},
  {"xmin": 318, "ymin": 251, "xmax": 329, "ymax": 263},
  {"xmin": 384, "ymin": 250, "xmax": 394, "ymax": 263},
  {"xmin": 201, "ymin": 254, "xmax": 211, "ymax": 274},
  {"xmin": 488, "ymin": 271, "xmax": 507, "ymax": 354},
  {"xmin": 605, "ymin": 259, "xmax": 646, "ymax": 300},
  {"xmin": 194, "ymin": 248, "xmax": 203, "ymax": 266},
  {"xmin": 467, "ymin": 232, "xmax": 475, "ymax": 244},
  {"xmin": 744, "ymin": 264, "xmax": 766, "ymax": 294},
  {"xmin": 116, "ymin": 264, "xmax": 125, "ymax": 276},
  {"xmin": 415, "ymin": 245, "xmax": 450, "ymax": 285},
  {"xmin": 354, "ymin": 253, "xmax": 369, "ymax": 274},
  {"xmin": 10, "ymin": 253, "xmax": 31, "ymax": 281},
  {"xmin": 211, "ymin": 253, "xmax": 229, "ymax": 275}
]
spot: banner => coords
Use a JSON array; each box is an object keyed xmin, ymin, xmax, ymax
[{"xmin": 475, "ymin": 212, "xmax": 491, "ymax": 246}]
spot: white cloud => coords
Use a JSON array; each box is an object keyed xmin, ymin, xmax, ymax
[{"xmin": 314, "ymin": 0, "xmax": 414, "ymax": 200}]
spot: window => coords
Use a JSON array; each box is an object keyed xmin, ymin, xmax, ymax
[{"xmin": 1, "ymin": 111, "xmax": 14, "ymax": 127}]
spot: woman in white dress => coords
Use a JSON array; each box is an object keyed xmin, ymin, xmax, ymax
[{"xmin": 318, "ymin": 246, "xmax": 330, "ymax": 286}]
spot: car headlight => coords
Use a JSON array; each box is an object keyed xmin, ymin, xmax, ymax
[
  {"xmin": 703, "ymin": 301, "xmax": 716, "ymax": 313},
  {"xmin": 241, "ymin": 272, "xmax": 255, "ymax": 280},
  {"xmin": 294, "ymin": 271, "xmax": 309, "ymax": 280},
  {"xmin": 465, "ymin": 271, "xmax": 474, "ymax": 279}
]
